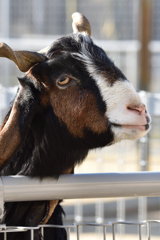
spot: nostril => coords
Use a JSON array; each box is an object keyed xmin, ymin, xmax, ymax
[
  {"xmin": 146, "ymin": 116, "xmax": 150, "ymax": 124},
  {"xmin": 127, "ymin": 104, "xmax": 146, "ymax": 115}
]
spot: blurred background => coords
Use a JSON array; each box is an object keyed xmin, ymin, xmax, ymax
[{"xmin": 0, "ymin": 0, "xmax": 160, "ymax": 239}]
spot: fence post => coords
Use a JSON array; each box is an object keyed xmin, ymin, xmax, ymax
[
  {"xmin": 0, "ymin": 0, "xmax": 10, "ymax": 38},
  {"xmin": 0, "ymin": 177, "xmax": 4, "ymax": 221}
]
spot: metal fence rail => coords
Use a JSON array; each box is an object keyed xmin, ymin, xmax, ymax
[
  {"xmin": 0, "ymin": 172, "xmax": 160, "ymax": 239},
  {"xmin": 0, "ymin": 220, "xmax": 160, "ymax": 240},
  {"xmin": 1, "ymin": 172, "xmax": 160, "ymax": 203}
]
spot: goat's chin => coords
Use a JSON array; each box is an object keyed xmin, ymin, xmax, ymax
[{"xmin": 111, "ymin": 124, "xmax": 151, "ymax": 142}]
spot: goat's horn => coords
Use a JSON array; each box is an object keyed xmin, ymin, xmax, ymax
[
  {"xmin": 72, "ymin": 12, "xmax": 91, "ymax": 37},
  {"xmin": 0, "ymin": 42, "xmax": 46, "ymax": 72}
]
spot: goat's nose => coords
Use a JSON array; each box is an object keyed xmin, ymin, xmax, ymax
[{"xmin": 127, "ymin": 104, "xmax": 146, "ymax": 115}]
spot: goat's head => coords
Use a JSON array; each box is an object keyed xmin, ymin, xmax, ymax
[{"xmin": 0, "ymin": 13, "xmax": 151, "ymax": 149}]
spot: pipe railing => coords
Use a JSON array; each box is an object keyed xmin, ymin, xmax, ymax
[
  {"xmin": 0, "ymin": 172, "xmax": 160, "ymax": 235},
  {"xmin": 1, "ymin": 171, "xmax": 160, "ymax": 202}
]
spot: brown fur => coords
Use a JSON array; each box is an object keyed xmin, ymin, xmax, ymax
[
  {"xmin": 42, "ymin": 168, "xmax": 73, "ymax": 225},
  {"xmin": 0, "ymin": 104, "xmax": 21, "ymax": 166},
  {"xmin": 42, "ymin": 200, "xmax": 59, "ymax": 225},
  {"xmin": 50, "ymin": 86, "xmax": 108, "ymax": 138}
]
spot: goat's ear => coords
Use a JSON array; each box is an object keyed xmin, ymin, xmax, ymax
[
  {"xmin": 0, "ymin": 42, "xmax": 47, "ymax": 72},
  {"xmin": 72, "ymin": 12, "xmax": 91, "ymax": 37}
]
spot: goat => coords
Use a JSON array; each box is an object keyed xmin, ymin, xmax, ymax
[{"xmin": 0, "ymin": 12, "xmax": 151, "ymax": 240}]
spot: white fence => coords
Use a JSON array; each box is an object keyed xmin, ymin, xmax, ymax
[
  {"xmin": 0, "ymin": 220, "xmax": 160, "ymax": 240},
  {"xmin": 0, "ymin": 221, "xmax": 159, "ymax": 240},
  {"xmin": 1, "ymin": 172, "xmax": 160, "ymax": 203},
  {"xmin": 1, "ymin": 172, "xmax": 160, "ymax": 239}
]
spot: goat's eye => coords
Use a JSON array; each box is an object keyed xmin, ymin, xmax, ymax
[{"xmin": 58, "ymin": 77, "xmax": 70, "ymax": 86}]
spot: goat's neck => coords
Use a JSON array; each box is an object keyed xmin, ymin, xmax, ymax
[{"xmin": 22, "ymin": 110, "xmax": 89, "ymax": 178}]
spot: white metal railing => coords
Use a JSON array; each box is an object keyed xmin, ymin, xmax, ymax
[
  {"xmin": 1, "ymin": 172, "xmax": 160, "ymax": 239},
  {"xmin": 0, "ymin": 38, "xmax": 140, "ymax": 51},
  {"xmin": 1, "ymin": 172, "xmax": 160, "ymax": 203},
  {"xmin": 149, "ymin": 41, "xmax": 160, "ymax": 53},
  {"xmin": 1, "ymin": 220, "xmax": 160, "ymax": 240}
]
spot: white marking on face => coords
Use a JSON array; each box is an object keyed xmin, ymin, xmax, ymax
[{"xmin": 85, "ymin": 65, "xmax": 151, "ymax": 142}]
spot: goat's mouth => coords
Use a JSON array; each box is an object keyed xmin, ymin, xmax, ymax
[{"xmin": 111, "ymin": 123, "xmax": 150, "ymax": 131}]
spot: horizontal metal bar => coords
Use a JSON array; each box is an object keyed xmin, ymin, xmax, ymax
[
  {"xmin": 149, "ymin": 41, "xmax": 160, "ymax": 52},
  {"xmin": 1, "ymin": 172, "xmax": 160, "ymax": 202},
  {"xmin": 0, "ymin": 220, "xmax": 159, "ymax": 232},
  {"xmin": 0, "ymin": 38, "xmax": 140, "ymax": 52}
]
